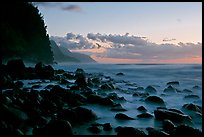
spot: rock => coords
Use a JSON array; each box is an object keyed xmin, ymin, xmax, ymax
[
  {"xmin": 115, "ymin": 113, "xmax": 135, "ymax": 120},
  {"xmin": 50, "ymin": 85, "xmax": 66, "ymax": 95},
  {"xmin": 111, "ymin": 104, "xmax": 127, "ymax": 111},
  {"xmin": 74, "ymin": 107, "xmax": 97, "ymax": 122},
  {"xmin": 168, "ymin": 108, "xmax": 184, "ymax": 115},
  {"xmin": 163, "ymin": 85, "xmax": 176, "ymax": 93},
  {"xmin": 100, "ymin": 98, "xmax": 115, "ymax": 106},
  {"xmin": 192, "ymin": 85, "xmax": 201, "ymax": 90},
  {"xmin": 171, "ymin": 124, "xmax": 202, "ymax": 137},
  {"xmin": 35, "ymin": 62, "xmax": 54, "ymax": 79},
  {"xmin": 135, "ymin": 87, "xmax": 144, "ymax": 91},
  {"xmin": 184, "ymin": 95, "xmax": 200, "ymax": 99},
  {"xmin": 103, "ymin": 123, "xmax": 112, "ymax": 131},
  {"xmin": 146, "ymin": 127, "xmax": 169, "ymax": 136},
  {"xmin": 154, "ymin": 108, "xmax": 192, "ymax": 123},
  {"xmin": 87, "ymin": 94, "xmax": 114, "ymax": 106},
  {"xmin": 137, "ymin": 112, "xmax": 153, "ymax": 118},
  {"xmin": 75, "ymin": 74, "xmax": 87, "ymax": 88},
  {"xmin": 166, "ymin": 81, "xmax": 179, "ymax": 86},
  {"xmin": 101, "ymin": 83, "xmax": 114, "ymax": 90},
  {"xmin": 182, "ymin": 89, "xmax": 193, "ymax": 93},
  {"xmin": 116, "ymin": 72, "xmax": 124, "ymax": 76},
  {"xmin": 1, "ymin": 73, "xmax": 15, "ymax": 89},
  {"xmin": 57, "ymin": 109, "xmax": 78, "ymax": 124},
  {"xmin": 145, "ymin": 85, "xmax": 157, "ymax": 94},
  {"xmin": 33, "ymin": 119, "xmax": 73, "ymax": 136},
  {"xmin": 32, "ymin": 84, "xmax": 42, "ymax": 89},
  {"xmin": 91, "ymin": 77, "xmax": 101, "ymax": 84},
  {"xmin": 145, "ymin": 96, "xmax": 165, "ymax": 105},
  {"xmin": 14, "ymin": 81, "xmax": 24, "ymax": 88},
  {"xmin": 60, "ymin": 78, "xmax": 70, "ymax": 84},
  {"xmin": 115, "ymin": 126, "xmax": 146, "ymax": 136},
  {"xmin": 182, "ymin": 103, "xmax": 202, "ymax": 113},
  {"xmin": 87, "ymin": 126, "xmax": 101, "ymax": 134},
  {"xmin": 133, "ymin": 92, "xmax": 149, "ymax": 97},
  {"xmin": 6, "ymin": 59, "xmax": 26, "ymax": 79},
  {"xmin": 63, "ymin": 73, "xmax": 75, "ymax": 79},
  {"xmin": 137, "ymin": 106, "xmax": 147, "ymax": 112},
  {"xmin": 163, "ymin": 119, "xmax": 175, "ymax": 133}
]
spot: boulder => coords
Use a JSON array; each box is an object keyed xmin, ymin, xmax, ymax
[
  {"xmin": 166, "ymin": 81, "xmax": 179, "ymax": 86},
  {"xmin": 6, "ymin": 59, "xmax": 26, "ymax": 79},
  {"xmin": 57, "ymin": 109, "xmax": 78, "ymax": 124},
  {"xmin": 162, "ymin": 119, "xmax": 175, "ymax": 133},
  {"xmin": 33, "ymin": 119, "xmax": 73, "ymax": 136},
  {"xmin": 74, "ymin": 107, "xmax": 97, "ymax": 122},
  {"xmin": 137, "ymin": 112, "xmax": 153, "ymax": 118},
  {"xmin": 101, "ymin": 83, "xmax": 115, "ymax": 90},
  {"xmin": 111, "ymin": 104, "xmax": 127, "ymax": 112},
  {"xmin": 145, "ymin": 96, "xmax": 165, "ymax": 105},
  {"xmin": 87, "ymin": 126, "xmax": 101, "ymax": 134},
  {"xmin": 137, "ymin": 106, "xmax": 147, "ymax": 112},
  {"xmin": 184, "ymin": 95, "xmax": 200, "ymax": 99},
  {"xmin": 145, "ymin": 85, "xmax": 157, "ymax": 94},
  {"xmin": 163, "ymin": 85, "xmax": 176, "ymax": 93},
  {"xmin": 154, "ymin": 108, "xmax": 192, "ymax": 123},
  {"xmin": 171, "ymin": 125, "xmax": 202, "ymax": 137},
  {"xmin": 75, "ymin": 74, "xmax": 87, "ymax": 87},
  {"xmin": 182, "ymin": 103, "xmax": 202, "ymax": 113},
  {"xmin": 115, "ymin": 113, "xmax": 135, "ymax": 120},
  {"xmin": 35, "ymin": 62, "xmax": 54, "ymax": 79},
  {"xmin": 146, "ymin": 127, "xmax": 169, "ymax": 136},
  {"xmin": 116, "ymin": 72, "xmax": 124, "ymax": 76},
  {"xmin": 103, "ymin": 123, "xmax": 112, "ymax": 131},
  {"xmin": 115, "ymin": 126, "xmax": 146, "ymax": 136}
]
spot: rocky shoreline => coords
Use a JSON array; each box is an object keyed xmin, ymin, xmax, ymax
[{"xmin": 1, "ymin": 59, "xmax": 202, "ymax": 136}]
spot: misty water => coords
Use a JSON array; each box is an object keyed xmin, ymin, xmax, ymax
[{"xmin": 22, "ymin": 63, "xmax": 202, "ymax": 135}]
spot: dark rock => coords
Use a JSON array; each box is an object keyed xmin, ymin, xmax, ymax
[
  {"xmin": 60, "ymin": 78, "xmax": 70, "ymax": 84},
  {"xmin": 57, "ymin": 109, "xmax": 78, "ymax": 124},
  {"xmin": 182, "ymin": 103, "xmax": 202, "ymax": 113},
  {"xmin": 192, "ymin": 85, "xmax": 201, "ymax": 90},
  {"xmin": 35, "ymin": 62, "xmax": 54, "ymax": 79},
  {"xmin": 63, "ymin": 72, "xmax": 74, "ymax": 79},
  {"xmin": 184, "ymin": 94, "xmax": 200, "ymax": 99},
  {"xmin": 101, "ymin": 83, "xmax": 114, "ymax": 90},
  {"xmin": 135, "ymin": 87, "xmax": 144, "ymax": 91},
  {"xmin": 154, "ymin": 109, "xmax": 192, "ymax": 123},
  {"xmin": 137, "ymin": 112, "xmax": 153, "ymax": 118},
  {"xmin": 168, "ymin": 108, "xmax": 184, "ymax": 115},
  {"xmin": 103, "ymin": 123, "xmax": 112, "ymax": 131},
  {"xmin": 146, "ymin": 127, "xmax": 169, "ymax": 136},
  {"xmin": 91, "ymin": 77, "xmax": 101, "ymax": 84},
  {"xmin": 137, "ymin": 106, "xmax": 147, "ymax": 112},
  {"xmin": 14, "ymin": 81, "xmax": 24, "ymax": 88},
  {"xmin": 111, "ymin": 104, "xmax": 127, "ymax": 111},
  {"xmin": 1, "ymin": 73, "xmax": 15, "ymax": 89},
  {"xmin": 163, "ymin": 119, "xmax": 175, "ymax": 133},
  {"xmin": 75, "ymin": 74, "xmax": 87, "ymax": 87},
  {"xmin": 115, "ymin": 113, "xmax": 135, "ymax": 120},
  {"xmin": 74, "ymin": 107, "xmax": 97, "ymax": 122},
  {"xmin": 87, "ymin": 126, "xmax": 101, "ymax": 134},
  {"xmin": 116, "ymin": 72, "xmax": 124, "ymax": 76},
  {"xmin": 163, "ymin": 85, "xmax": 176, "ymax": 93},
  {"xmin": 182, "ymin": 89, "xmax": 193, "ymax": 93},
  {"xmin": 145, "ymin": 85, "xmax": 157, "ymax": 94},
  {"xmin": 87, "ymin": 94, "xmax": 114, "ymax": 106},
  {"xmin": 171, "ymin": 124, "xmax": 202, "ymax": 137},
  {"xmin": 6, "ymin": 59, "xmax": 26, "ymax": 79},
  {"xmin": 115, "ymin": 126, "xmax": 146, "ymax": 136},
  {"xmin": 166, "ymin": 81, "xmax": 179, "ymax": 86},
  {"xmin": 33, "ymin": 119, "xmax": 73, "ymax": 136},
  {"xmin": 32, "ymin": 84, "xmax": 42, "ymax": 89},
  {"xmin": 145, "ymin": 96, "xmax": 165, "ymax": 105},
  {"xmin": 50, "ymin": 85, "xmax": 66, "ymax": 95}
]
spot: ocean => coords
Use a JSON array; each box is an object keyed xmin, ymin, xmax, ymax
[{"xmin": 50, "ymin": 63, "xmax": 202, "ymax": 135}]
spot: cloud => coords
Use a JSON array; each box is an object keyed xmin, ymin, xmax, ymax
[
  {"xmin": 163, "ymin": 38, "xmax": 176, "ymax": 42},
  {"xmin": 33, "ymin": 2, "xmax": 82, "ymax": 12},
  {"xmin": 50, "ymin": 33, "xmax": 202, "ymax": 62}
]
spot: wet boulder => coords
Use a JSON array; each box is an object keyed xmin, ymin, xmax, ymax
[
  {"xmin": 14, "ymin": 81, "xmax": 24, "ymax": 88},
  {"xmin": 75, "ymin": 74, "xmax": 87, "ymax": 88},
  {"xmin": 1, "ymin": 73, "xmax": 15, "ymax": 89},
  {"xmin": 33, "ymin": 119, "xmax": 73, "ymax": 136},
  {"xmin": 154, "ymin": 108, "xmax": 192, "ymax": 123},
  {"xmin": 166, "ymin": 81, "xmax": 179, "ymax": 86},
  {"xmin": 163, "ymin": 119, "xmax": 175, "ymax": 133},
  {"xmin": 103, "ymin": 123, "xmax": 112, "ymax": 131},
  {"xmin": 100, "ymin": 83, "xmax": 115, "ymax": 90},
  {"xmin": 146, "ymin": 127, "xmax": 169, "ymax": 136},
  {"xmin": 57, "ymin": 109, "xmax": 78, "ymax": 124},
  {"xmin": 145, "ymin": 96, "xmax": 165, "ymax": 105},
  {"xmin": 50, "ymin": 85, "xmax": 67, "ymax": 95},
  {"xmin": 145, "ymin": 85, "xmax": 157, "ymax": 94},
  {"xmin": 137, "ymin": 112, "xmax": 153, "ymax": 118},
  {"xmin": 115, "ymin": 113, "xmax": 135, "ymax": 120},
  {"xmin": 87, "ymin": 126, "xmax": 101, "ymax": 134},
  {"xmin": 137, "ymin": 106, "xmax": 147, "ymax": 112},
  {"xmin": 116, "ymin": 72, "xmax": 124, "ymax": 76},
  {"xmin": 182, "ymin": 89, "xmax": 193, "ymax": 93},
  {"xmin": 6, "ymin": 59, "xmax": 26, "ymax": 79},
  {"xmin": 171, "ymin": 124, "xmax": 202, "ymax": 137},
  {"xmin": 184, "ymin": 95, "xmax": 200, "ymax": 99},
  {"xmin": 74, "ymin": 107, "xmax": 97, "ymax": 122},
  {"xmin": 163, "ymin": 85, "xmax": 176, "ymax": 93},
  {"xmin": 115, "ymin": 126, "xmax": 146, "ymax": 136},
  {"xmin": 35, "ymin": 62, "xmax": 54, "ymax": 79},
  {"xmin": 111, "ymin": 104, "xmax": 127, "ymax": 111},
  {"xmin": 182, "ymin": 103, "xmax": 202, "ymax": 113}
]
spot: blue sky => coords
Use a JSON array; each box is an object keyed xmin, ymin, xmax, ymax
[{"xmin": 34, "ymin": 2, "xmax": 202, "ymax": 63}]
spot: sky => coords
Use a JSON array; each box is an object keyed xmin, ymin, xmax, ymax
[{"xmin": 33, "ymin": 2, "xmax": 202, "ymax": 64}]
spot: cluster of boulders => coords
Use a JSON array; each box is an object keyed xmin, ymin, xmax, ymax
[{"xmin": 0, "ymin": 59, "xmax": 202, "ymax": 136}]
